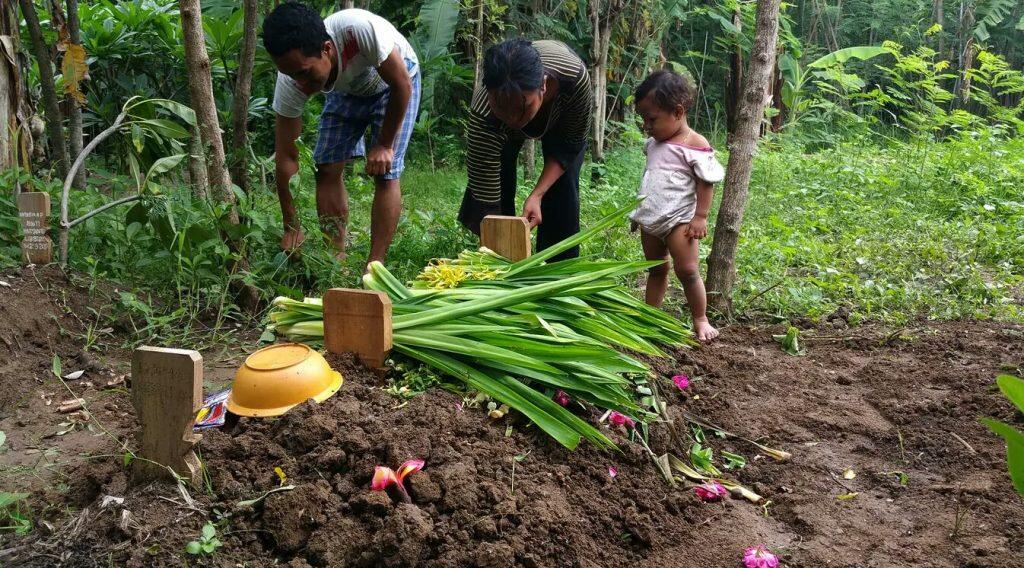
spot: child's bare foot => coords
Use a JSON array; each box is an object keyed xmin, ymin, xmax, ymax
[
  {"xmin": 694, "ymin": 318, "xmax": 719, "ymax": 343},
  {"xmin": 329, "ymin": 240, "xmax": 350, "ymax": 264},
  {"xmin": 281, "ymin": 228, "xmax": 305, "ymax": 252}
]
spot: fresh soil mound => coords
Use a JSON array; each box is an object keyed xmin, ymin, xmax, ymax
[
  {"xmin": 2, "ymin": 268, "xmax": 1022, "ymax": 568},
  {"xmin": 23, "ymin": 353, "xmax": 742, "ymax": 567}
]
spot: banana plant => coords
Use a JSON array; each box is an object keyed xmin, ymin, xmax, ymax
[
  {"xmin": 779, "ymin": 45, "xmax": 890, "ymax": 126},
  {"xmin": 409, "ymin": 0, "xmax": 462, "ymax": 112}
]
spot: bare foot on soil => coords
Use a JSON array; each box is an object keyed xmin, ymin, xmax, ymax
[
  {"xmin": 694, "ymin": 319, "xmax": 719, "ymax": 343},
  {"xmin": 329, "ymin": 234, "xmax": 348, "ymax": 262}
]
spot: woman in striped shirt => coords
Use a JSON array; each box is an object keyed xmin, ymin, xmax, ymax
[{"xmin": 457, "ymin": 39, "xmax": 592, "ymax": 260}]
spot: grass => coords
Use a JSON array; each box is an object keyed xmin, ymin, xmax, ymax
[{"xmin": 2, "ymin": 127, "xmax": 1021, "ymax": 343}]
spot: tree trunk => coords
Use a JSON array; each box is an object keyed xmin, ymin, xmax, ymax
[
  {"xmin": 65, "ymin": 0, "xmax": 85, "ymax": 188},
  {"xmin": 1, "ymin": 0, "xmax": 18, "ymax": 171},
  {"xmin": 229, "ymin": 0, "xmax": 258, "ymax": 193},
  {"xmin": 705, "ymin": 0, "xmax": 782, "ymax": 314},
  {"xmin": 18, "ymin": 0, "xmax": 70, "ymax": 179},
  {"xmin": 187, "ymin": 121, "xmax": 210, "ymax": 199},
  {"xmin": 342, "ymin": 0, "xmax": 354, "ymax": 8},
  {"xmin": 933, "ymin": 0, "xmax": 944, "ymax": 56},
  {"xmin": 725, "ymin": 7, "xmax": 743, "ymax": 138},
  {"xmin": 522, "ymin": 138, "xmax": 536, "ymax": 178},
  {"xmin": 589, "ymin": 0, "xmax": 604, "ymax": 161},
  {"xmin": 588, "ymin": 0, "xmax": 623, "ymax": 162},
  {"xmin": 473, "ymin": 0, "xmax": 485, "ymax": 91},
  {"xmin": 770, "ymin": 49, "xmax": 784, "ymax": 132},
  {"xmin": 180, "ymin": 0, "xmax": 235, "ymax": 212},
  {"xmin": 955, "ymin": 0, "xmax": 975, "ymax": 102},
  {"xmin": 180, "ymin": 0, "xmax": 259, "ymax": 310}
]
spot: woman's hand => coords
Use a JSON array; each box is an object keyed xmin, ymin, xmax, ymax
[{"xmin": 522, "ymin": 194, "xmax": 543, "ymax": 228}]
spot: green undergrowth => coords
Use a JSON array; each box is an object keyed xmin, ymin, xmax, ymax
[{"xmin": 1, "ymin": 127, "xmax": 1020, "ymax": 348}]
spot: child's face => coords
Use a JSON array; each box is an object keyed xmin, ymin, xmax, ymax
[{"xmin": 636, "ymin": 95, "xmax": 686, "ymax": 142}]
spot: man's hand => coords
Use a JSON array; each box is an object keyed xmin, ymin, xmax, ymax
[
  {"xmin": 275, "ymin": 114, "xmax": 303, "ymax": 253},
  {"xmin": 684, "ymin": 215, "xmax": 708, "ymax": 239},
  {"xmin": 366, "ymin": 144, "xmax": 394, "ymax": 177},
  {"xmin": 522, "ymin": 194, "xmax": 543, "ymax": 228}
]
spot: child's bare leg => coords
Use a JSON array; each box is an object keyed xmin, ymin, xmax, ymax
[
  {"xmin": 666, "ymin": 226, "xmax": 719, "ymax": 342},
  {"xmin": 640, "ymin": 230, "xmax": 670, "ymax": 308}
]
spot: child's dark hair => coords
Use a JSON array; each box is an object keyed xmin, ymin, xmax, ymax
[
  {"xmin": 482, "ymin": 38, "xmax": 545, "ymax": 93},
  {"xmin": 263, "ymin": 2, "xmax": 331, "ymax": 58},
  {"xmin": 634, "ymin": 70, "xmax": 695, "ymax": 113}
]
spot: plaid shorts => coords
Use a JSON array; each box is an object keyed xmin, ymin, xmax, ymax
[{"xmin": 313, "ymin": 60, "xmax": 421, "ymax": 180}]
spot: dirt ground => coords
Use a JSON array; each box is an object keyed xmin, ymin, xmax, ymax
[{"xmin": 1, "ymin": 266, "xmax": 1022, "ymax": 567}]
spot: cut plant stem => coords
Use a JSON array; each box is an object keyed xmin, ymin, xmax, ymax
[{"xmin": 680, "ymin": 411, "xmax": 791, "ymax": 462}]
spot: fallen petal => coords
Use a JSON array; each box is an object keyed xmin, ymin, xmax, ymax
[
  {"xmin": 672, "ymin": 374, "xmax": 690, "ymax": 390},
  {"xmin": 607, "ymin": 411, "xmax": 636, "ymax": 428},
  {"xmin": 396, "ymin": 459, "xmax": 425, "ymax": 484},
  {"xmin": 694, "ymin": 481, "xmax": 728, "ymax": 502},
  {"xmin": 608, "ymin": 466, "xmax": 618, "ymax": 478},
  {"xmin": 64, "ymin": 370, "xmax": 85, "ymax": 380},
  {"xmin": 743, "ymin": 544, "xmax": 779, "ymax": 568},
  {"xmin": 553, "ymin": 390, "xmax": 570, "ymax": 407},
  {"xmin": 371, "ymin": 466, "xmax": 398, "ymax": 491}
]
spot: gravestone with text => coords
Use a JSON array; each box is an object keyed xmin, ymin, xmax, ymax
[{"xmin": 17, "ymin": 192, "xmax": 52, "ymax": 264}]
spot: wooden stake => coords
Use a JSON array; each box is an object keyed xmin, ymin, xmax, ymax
[
  {"xmin": 481, "ymin": 215, "xmax": 531, "ymax": 261},
  {"xmin": 324, "ymin": 288, "xmax": 392, "ymax": 369},
  {"xmin": 17, "ymin": 192, "xmax": 52, "ymax": 264},
  {"xmin": 131, "ymin": 347, "xmax": 203, "ymax": 486}
]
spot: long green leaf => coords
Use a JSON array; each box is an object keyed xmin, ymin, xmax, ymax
[
  {"xmin": 996, "ymin": 375, "xmax": 1024, "ymax": 413},
  {"xmin": 982, "ymin": 418, "xmax": 1024, "ymax": 496},
  {"xmin": 412, "ymin": 0, "xmax": 460, "ymax": 60},
  {"xmin": 393, "ymin": 265, "xmax": 625, "ymax": 330},
  {"xmin": 504, "ymin": 200, "xmax": 639, "ymax": 277},
  {"xmin": 393, "ymin": 331, "xmax": 564, "ymax": 375},
  {"xmin": 397, "ymin": 346, "xmax": 600, "ymax": 449},
  {"xmin": 808, "ymin": 45, "xmax": 889, "ymax": 69}
]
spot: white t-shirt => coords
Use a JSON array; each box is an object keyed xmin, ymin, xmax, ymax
[{"xmin": 272, "ymin": 9, "xmax": 419, "ymax": 118}]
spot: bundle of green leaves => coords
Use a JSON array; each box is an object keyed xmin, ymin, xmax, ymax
[{"xmin": 268, "ymin": 202, "xmax": 693, "ymax": 450}]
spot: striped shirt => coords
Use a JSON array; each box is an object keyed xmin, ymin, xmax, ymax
[{"xmin": 466, "ymin": 40, "xmax": 592, "ymax": 204}]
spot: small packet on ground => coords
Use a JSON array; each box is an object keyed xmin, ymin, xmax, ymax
[{"xmin": 194, "ymin": 389, "xmax": 231, "ymax": 430}]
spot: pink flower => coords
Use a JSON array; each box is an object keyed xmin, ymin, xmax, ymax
[
  {"xmin": 694, "ymin": 481, "xmax": 728, "ymax": 502},
  {"xmin": 608, "ymin": 466, "xmax": 618, "ymax": 478},
  {"xmin": 371, "ymin": 459, "xmax": 425, "ymax": 499},
  {"xmin": 553, "ymin": 390, "xmax": 570, "ymax": 406},
  {"xmin": 743, "ymin": 545, "xmax": 779, "ymax": 568},
  {"xmin": 672, "ymin": 374, "xmax": 690, "ymax": 390},
  {"xmin": 607, "ymin": 411, "xmax": 636, "ymax": 428}
]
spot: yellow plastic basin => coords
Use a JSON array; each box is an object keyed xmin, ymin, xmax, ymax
[{"xmin": 227, "ymin": 343, "xmax": 342, "ymax": 418}]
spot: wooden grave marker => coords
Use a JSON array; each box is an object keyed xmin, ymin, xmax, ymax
[
  {"xmin": 324, "ymin": 288, "xmax": 393, "ymax": 369},
  {"xmin": 481, "ymin": 215, "xmax": 531, "ymax": 262},
  {"xmin": 17, "ymin": 192, "xmax": 52, "ymax": 264},
  {"xmin": 131, "ymin": 347, "xmax": 203, "ymax": 486}
]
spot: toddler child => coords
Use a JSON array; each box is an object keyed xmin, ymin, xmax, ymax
[{"xmin": 629, "ymin": 70, "xmax": 724, "ymax": 342}]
